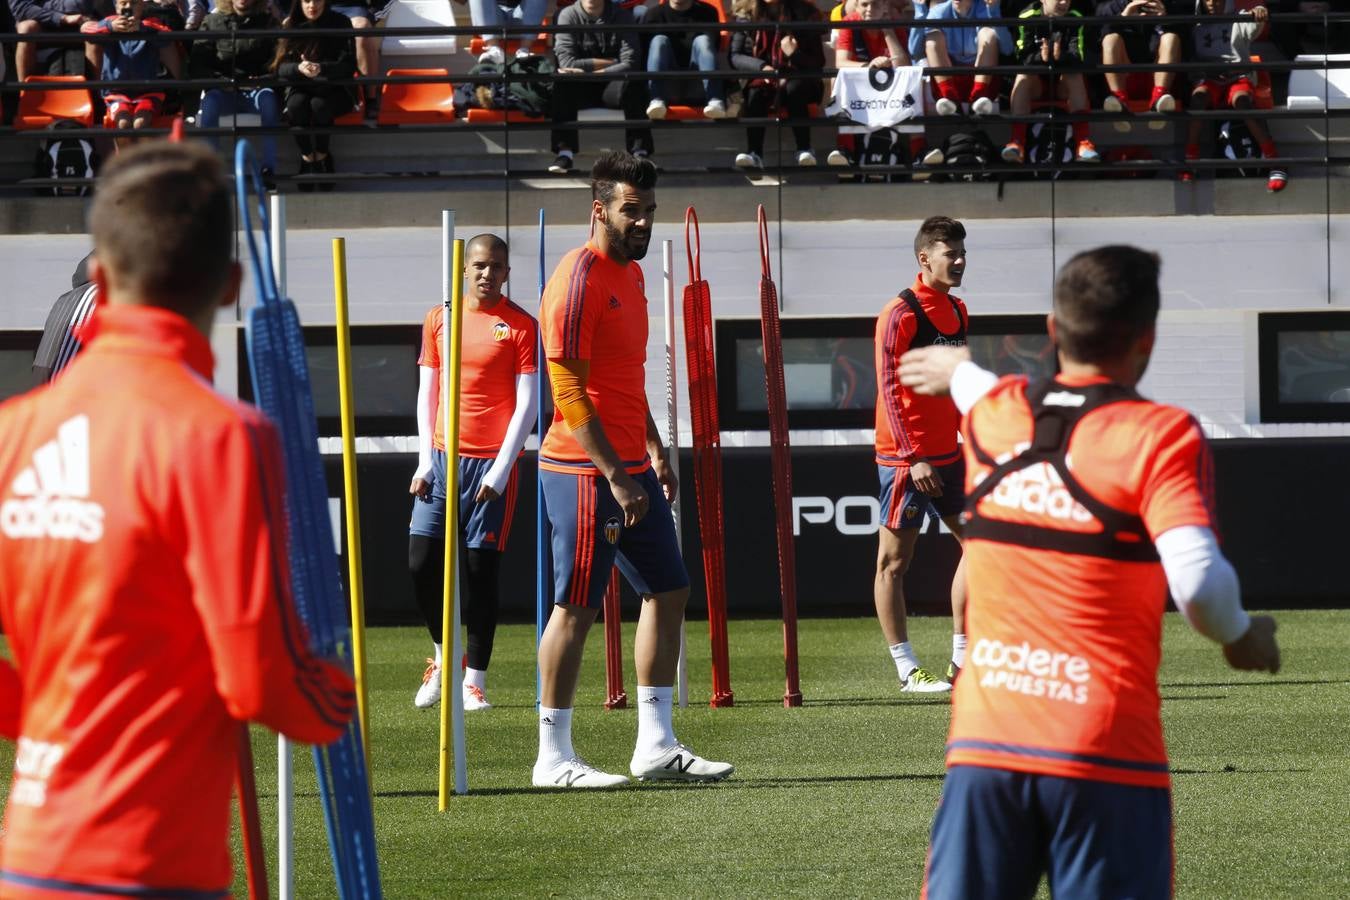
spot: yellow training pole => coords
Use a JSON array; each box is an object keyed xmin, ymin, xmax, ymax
[
  {"xmin": 332, "ymin": 238, "xmax": 372, "ymax": 781},
  {"xmin": 438, "ymin": 226, "xmax": 469, "ymax": 807}
]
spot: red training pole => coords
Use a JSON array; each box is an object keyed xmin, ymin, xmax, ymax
[
  {"xmin": 757, "ymin": 206, "xmax": 803, "ymax": 708},
  {"xmin": 603, "ymin": 571, "xmax": 628, "ymax": 709},
  {"xmin": 235, "ymin": 725, "xmax": 270, "ymax": 899},
  {"xmin": 682, "ymin": 207, "xmax": 734, "ymax": 708}
]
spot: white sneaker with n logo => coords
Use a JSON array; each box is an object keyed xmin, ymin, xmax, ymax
[
  {"xmin": 630, "ymin": 742, "xmax": 734, "ymax": 783},
  {"xmin": 1, "ymin": 415, "xmax": 104, "ymax": 544},
  {"xmin": 531, "ymin": 756, "xmax": 628, "ymax": 790}
]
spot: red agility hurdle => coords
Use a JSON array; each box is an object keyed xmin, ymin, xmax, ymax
[
  {"xmin": 757, "ymin": 205, "xmax": 803, "ymax": 708},
  {"xmin": 603, "ymin": 571, "xmax": 628, "ymax": 710},
  {"xmin": 682, "ymin": 208, "xmax": 734, "ymax": 708}
]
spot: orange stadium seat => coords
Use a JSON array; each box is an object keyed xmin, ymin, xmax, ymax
[
  {"xmin": 466, "ymin": 108, "xmax": 545, "ymax": 123},
  {"xmin": 334, "ymin": 93, "xmax": 366, "ymax": 126},
  {"xmin": 16, "ymin": 76, "xmax": 95, "ymax": 129},
  {"xmin": 378, "ymin": 68, "xmax": 456, "ymax": 124}
]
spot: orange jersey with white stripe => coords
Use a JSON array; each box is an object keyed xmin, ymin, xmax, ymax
[
  {"xmin": 875, "ymin": 277, "xmax": 968, "ymax": 466},
  {"xmin": 947, "ymin": 375, "xmax": 1217, "ymax": 788},
  {"xmin": 419, "ymin": 298, "xmax": 539, "ymax": 457},
  {"xmin": 539, "ymin": 242, "xmax": 651, "ymax": 475},
  {"xmin": 0, "ymin": 306, "xmax": 354, "ymax": 897}
]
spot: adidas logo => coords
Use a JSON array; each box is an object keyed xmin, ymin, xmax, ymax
[{"xmin": 0, "ymin": 415, "xmax": 104, "ymax": 544}]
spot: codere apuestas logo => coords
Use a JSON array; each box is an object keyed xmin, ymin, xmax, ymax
[{"xmin": 1, "ymin": 415, "xmax": 105, "ymax": 543}]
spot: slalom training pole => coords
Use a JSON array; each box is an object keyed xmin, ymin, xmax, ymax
[
  {"xmin": 535, "ymin": 208, "xmax": 549, "ymax": 708},
  {"xmin": 603, "ymin": 571, "xmax": 628, "ymax": 709},
  {"xmin": 332, "ymin": 237, "xmax": 371, "ymax": 778},
  {"xmin": 662, "ymin": 239, "xmax": 689, "ymax": 709},
  {"xmin": 270, "ymin": 190, "xmax": 290, "ymax": 900},
  {"xmin": 236, "ymin": 727, "xmax": 269, "ymax": 900},
  {"xmin": 682, "ymin": 208, "xmax": 733, "ymax": 707},
  {"xmin": 437, "ymin": 216, "xmax": 469, "ymax": 806},
  {"xmin": 756, "ymin": 205, "xmax": 803, "ymax": 708}
]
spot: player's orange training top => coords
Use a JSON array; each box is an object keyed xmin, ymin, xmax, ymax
[
  {"xmin": 0, "ymin": 305, "xmax": 355, "ymax": 898},
  {"xmin": 419, "ymin": 297, "xmax": 538, "ymax": 457},
  {"xmin": 946, "ymin": 374, "xmax": 1217, "ymax": 789},
  {"xmin": 874, "ymin": 276, "xmax": 968, "ymax": 467},
  {"xmin": 539, "ymin": 241, "xmax": 651, "ymax": 475}
]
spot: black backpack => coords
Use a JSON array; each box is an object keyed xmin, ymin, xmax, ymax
[
  {"xmin": 1025, "ymin": 120, "xmax": 1071, "ymax": 179},
  {"xmin": 939, "ymin": 130, "xmax": 998, "ymax": 182},
  {"xmin": 1217, "ymin": 119, "xmax": 1263, "ymax": 178},
  {"xmin": 858, "ymin": 127, "xmax": 910, "ymax": 183},
  {"xmin": 461, "ymin": 56, "xmax": 556, "ymax": 118},
  {"xmin": 33, "ymin": 120, "xmax": 100, "ymax": 197}
]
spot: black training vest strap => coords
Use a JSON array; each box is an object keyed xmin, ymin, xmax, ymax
[
  {"xmin": 898, "ymin": 288, "xmax": 967, "ymax": 349},
  {"xmin": 963, "ymin": 379, "xmax": 1161, "ymax": 563}
]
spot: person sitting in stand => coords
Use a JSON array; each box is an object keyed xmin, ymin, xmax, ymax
[
  {"xmin": 829, "ymin": 0, "xmax": 917, "ymax": 167},
  {"xmin": 643, "ymin": 0, "xmax": 727, "ymax": 121},
  {"xmin": 271, "ymin": 0, "xmax": 356, "ymax": 191},
  {"xmin": 11, "ymin": 0, "xmax": 98, "ymax": 81},
  {"xmin": 729, "ymin": 0, "xmax": 827, "ymax": 169},
  {"xmin": 1097, "ymin": 0, "xmax": 1185, "ymax": 127},
  {"xmin": 918, "ymin": 0, "xmax": 1013, "ymax": 116},
  {"xmin": 1002, "ymin": 0, "xmax": 1099, "ymax": 163},
  {"xmin": 191, "ymin": 0, "xmax": 281, "ymax": 185},
  {"xmin": 82, "ymin": 0, "xmax": 181, "ymax": 144}
]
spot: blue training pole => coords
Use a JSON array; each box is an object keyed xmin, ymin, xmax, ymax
[{"xmin": 535, "ymin": 209, "xmax": 548, "ymax": 708}]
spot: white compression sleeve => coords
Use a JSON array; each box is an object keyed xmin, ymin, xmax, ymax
[
  {"xmin": 482, "ymin": 371, "xmax": 540, "ymax": 496},
  {"xmin": 950, "ymin": 360, "xmax": 1000, "ymax": 415},
  {"xmin": 414, "ymin": 365, "xmax": 438, "ymax": 481},
  {"xmin": 1155, "ymin": 525, "xmax": 1250, "ymax": 645}
]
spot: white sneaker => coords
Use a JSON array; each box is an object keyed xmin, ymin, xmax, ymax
[
  {"xmin": 734, "ymin": 152, "xmax": 763, "ymax": 169},
  {"xmin": 921, "ymin": 146, "xmax": 945, "ymax": 166},
  {"xmin": 413, "ymin": 659, "xmax": 441, "ymax": 709},
  {"xmin": 826, "ymin": 149, "xmax": 850, "ymax": 166},
  {"xmin": 703, "ymin": 98, "xmax": 727, "ymax": 119},
  {"xmin": 934, "ymin": 97, "xmax": 959, "ymax": 116},
  {"xmin": 532, "ymin": 756, "xmax": 629, "ymax": 789},
  {"xmin": 971, "ymin": 95, "xmax": 997, "ymax": 116},
  {"xmin": 463, "ymin": 683, "xmax": 491, "ymax": 711},
  {"xmin": 630, "ymin": 742, "xmax": 734, "ymax": 782},
  {"xmin": 796, "ymin": 149, "xmax": 818, "ymax": 166},
  {"xmin": 901, "ymin": 666, "xmax": 952, "ymax": 694},
  {"xmin": 477, "ymin": 45, "xmax": 505, "ymax": 66},
  {"xmin": 646, "ymin": 98, "xmax": 669, "ymax": 120}
]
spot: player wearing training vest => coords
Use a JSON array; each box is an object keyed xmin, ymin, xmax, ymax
[
  {"xmin": 872, "ymin": 215, "xmax": 971, "ymax": 694},
  {"xmin": 533, "ymin": 151, "xmax": 732, "ymax": 789},
  {"xmin": 408, "ymin": 234, "xmax": 539, "ymax": 712},
  {"xmin": 0, "ymin": 143, "xmax": 355, "ymax": 898},
  {"xmin": 899, "ymin": 245, "xmax": 1281, "ymax": 899}
]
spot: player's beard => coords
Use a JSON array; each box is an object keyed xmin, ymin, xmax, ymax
[{"xmin": 604, "ymin": 219, "xmax": 650, "ymax": 262}]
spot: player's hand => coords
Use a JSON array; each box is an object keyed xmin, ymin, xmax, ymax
[
  {"xmin": 409, "ymin": 475, "xmax": 432, "ymax": 501},
  {"xmin": 651, "ymin": 455, "xmax": 679, "ymax": 504},
  {"xmin": 1122, "ymin": 0, "xmax": 1154, "ymax": 14},
  {"xmin": 1223, "ymin": 615, "xmax": 1280, "ymax": 674},
  {"xmin": 869, "ymin": 55, "xmax": 893, "ymax": 69},
  {"xmin": 899, "ymin": 345, "xmax": 971, "ymax": 396},
  {"xmin": 475, "ymin": 483, "xmax": 501, "ymax": 503},
  {"xmin": 610, "ymin": 471, "xmax": 650, "ymax": 526},
  {"xmin": 910, "ymin": 460, "xmax": 942, "ymax": 497}
]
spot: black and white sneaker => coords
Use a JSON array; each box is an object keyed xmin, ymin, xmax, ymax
[
  {"xmin": 548, "ymin": 153, "xmax": 574, "ymax": 175},
  {"xmin": 630, "ymin": 742, "xmax": 734, "ymax": 782}
]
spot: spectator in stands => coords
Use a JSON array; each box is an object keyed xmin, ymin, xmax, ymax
[
  {"xmin": 271, "ymin": 0, "xmax": 356, "ymax": 190},
  {"xmin": 459, "ymin": 0, "xmax": 548, "ymax": 64},
  {"xmin": 191, "ymin": 0, "xmax": 280, "ymax": 183},
  {"xmin": 1002, "ymin": 0, "xmax": 1099, "ymax": 163},
  {"xmin": 919, "ymin": 0, "xmax": 1013, "ymax": 116},
  {"xmin": 644, "ymin": 0, "xmax": 726, "ymax": 120},
  {"xmin": 830, "ymin": 0, "xmax": 927, "ymax": 167},
  {"xmin": 83, "ymin": 0, "xmax": 181, "ymax": 142},
  {"xmin": 1098, "ymin": 0, "xmax": 1184, "ymax": 127},
  {"xmin": 11, "ymin": 0, "xmax": 98, "ymax": 81},
  {"xmin": 729, "ymin": 0, "xmax": 826, "ymax": 169},
  {"xmin": 1182, "ymin": 0, "xmax": 1286, "ymax": 190},
  {"xmin": 328, "ymin": 0, "xmax": 380, "ymax": 116},
  {"xmin": 547, "ymin": 0, "xmax": 650, "ymax": 175}
]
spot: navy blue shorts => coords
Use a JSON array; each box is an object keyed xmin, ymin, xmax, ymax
[
  {"xmin": 540, "ymin": 466, "xmax": 689, "ymax": 607},
  {"xmin": 924, "ymin": 765, "xmax": 1173, "ymax": 900},
  {"xmin": 408, "ymin": 451, "xmax": 519, "ymax": 550},
  {"xmin": 331, "ymin": 2, "xmax": 371, "ymax": 21},
  {"xmin": 878, "ymin": 459, "xmax": 966, "ymax": 530}
]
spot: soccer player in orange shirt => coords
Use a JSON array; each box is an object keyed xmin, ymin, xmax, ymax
[
  {"xmin": 873, "ymin": 216, "xmax": 971, "ymax": 694},
  {"xmin": 408, "ymin": 234, "xmax": 539, "ymax": 712},
  {"xmin": 0, "ymin": 142, "xmax": 355, "ymax": 898},
  {"xmin": 532, "ymin": 151, "xmax": 733, "ymax": 788},
  {"xmin": 899, "ymin": 245, "xmax": 1281, "ymax": 899}
]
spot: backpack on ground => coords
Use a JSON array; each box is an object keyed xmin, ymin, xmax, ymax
[
  {"xmin": 1217, "ymin": 119, "xmax": 1264, "ymax": 178},
  {"xmin": 1025, "ymin": 120, "xmax": 1071, "ymax": 179},
  {"xmin": 858, "ymin": 127, "xmax": 910, "ymax": 183},
  {"xmin": 33, "ymin": 120, "xmax": 100, "ymax": 197},
  {"xmin": 938, "ymin": 130, "xmax": 998, "ymax": 182},
  {"xmin": 460, "ymin": 56, "xmax": 556, "ymax": 118}
]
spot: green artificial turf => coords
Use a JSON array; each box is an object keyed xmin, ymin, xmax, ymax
[{"xmin": 2, "ymin": 612, "xmax": 1347, "ymax": 897}]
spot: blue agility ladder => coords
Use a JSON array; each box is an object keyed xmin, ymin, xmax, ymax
[{"xmin": 235, "ymin": 142, "xmax": 382, "ymax": 900}]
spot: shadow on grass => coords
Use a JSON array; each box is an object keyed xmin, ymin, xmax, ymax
[
  {"xmin": 366, "ymin": 771, "xmax": 945, "ymax": 799},
  {"xmin": 1160, "ymin": 694, "xmax": 1229, "ymax": 701},
  {"xmin": 1171, "ymin": 766, "xmax": 1315, "ymax": 776},
  {"xmin": 717, "ymin": 697, "xmax": 955, "ymax": 708},
  {"xmin": 1160, "ymin": 679, "xmax": 1348, "ymax": 689}
]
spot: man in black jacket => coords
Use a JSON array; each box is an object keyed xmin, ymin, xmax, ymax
[
  {"xmin": 32, "ymin": 251, "xmax": 97, "ymax": 384},
  {"xmin": 643, "ymin": 0, "xmax": 725, "ymax": 120},
  {"xmin": 190, "ymin": 0, "xmax": 280, "ymax": 181}
]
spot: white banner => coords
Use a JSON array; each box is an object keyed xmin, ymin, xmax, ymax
[{"xmin": 826, "ymin": 66, "xmax": 926, "ymax": 132}]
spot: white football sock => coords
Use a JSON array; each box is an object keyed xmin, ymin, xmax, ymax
[
  {"xmin": 951, "ymin": 634, "xmax": 968, "ymax": 668},
  {"xmin": 635, "ymin": 685, "xmax": 676, "ymax": 757},
  {"xmin": 432, "ymin": 642, "xmax": 442, "ymax": 667},
  {"xmin": 537, "ymin": 707, "xmax": 574, "ymax": 768},
  {"xmin": 890, "ymin": 641, "xmax": 920, "ymax": 679},
  {"xmin": 464, "ymin": 667, "xmax": 486, "ymax": 691}
]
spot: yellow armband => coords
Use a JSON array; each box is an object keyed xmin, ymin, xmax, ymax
[{"xmin": 548, "ymin": 360, "xmax": 598, "ymax": 430}]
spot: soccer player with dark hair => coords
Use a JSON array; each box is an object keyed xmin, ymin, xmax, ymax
[
  {"xmin": 899, "ymin": 245, "xmax": 1281, "ymax": 899},
  {"xmin": 872, "ymin": 214, "xmax": 971, "ymax": 694},
  {"xmin": 31, "ymin": 251, "xmax": 96, "ymax": 384},
  {"xmin": 0, "ymin": 142, "xmax": 355, "ymax": 897},
  {"xmin": 533, "ymin": 150, "xmax": 733, "ymax": 788},
  {"xmin": 408, "ymin": 233, "xmax": 538, "ymax": 712}
]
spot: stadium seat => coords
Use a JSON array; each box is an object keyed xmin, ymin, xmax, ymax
[
  {"xmin": 378, "ymin": 68, "xmax": 455, "ymax": 124},
  {"xmin": 1250, "ymin": 55, "xmax": 1274, "ymax": 110},
  {"xmin": 381, "ymin": 0, "xmax": 458, "ymax": 58},
  {"xmin": 16, "ymin": 76, "xmax": 95, "ymax": 129},
  {"xmin": 1287, "ymin": 54, "xmax": 1350, "ymax": 109},
  {"xmin": 334, "ymin": 93, "xmax": 367, "ymax": 126},
  {"xmin": 466, "ymin": 108, "xmax": 545, "ymax": 123}
]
